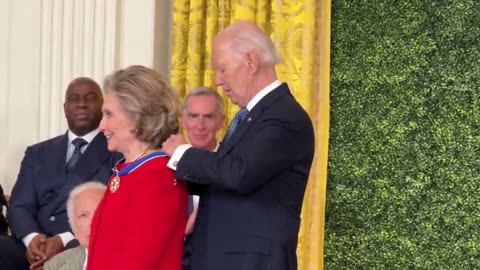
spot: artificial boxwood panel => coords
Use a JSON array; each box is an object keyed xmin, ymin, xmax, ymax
[{"xmin": 325, "ymin": 1, "xmax": 480, "ymax": 269}]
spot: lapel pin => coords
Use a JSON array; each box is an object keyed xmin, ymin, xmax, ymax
[{"xmin": 247, "ymin": 117, "xmax": 252, "ymax": 122}]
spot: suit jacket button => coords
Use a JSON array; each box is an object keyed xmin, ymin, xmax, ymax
[{"xmin": 49, "ymin": 216, "xmax": 55, "ymax": 221}]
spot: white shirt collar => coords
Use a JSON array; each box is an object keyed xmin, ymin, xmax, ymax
[
  {"xmin": 68, "ymin": 129, "xmax": 100, "ymax": 144},
  {"xmin": 213, "ymin": 141, "xmax": 220, "ymax": 152},
  {"xmin": 83, "ymin": 247, "xmax": 88, "ymax": 270},
  {"xmin": 245, "ymin": 80, "xmax": 282, "ymax": 111}
]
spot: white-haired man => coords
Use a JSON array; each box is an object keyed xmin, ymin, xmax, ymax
[
  {"xmin": 164, "ymin": 20, "xmax": 315, "ymax": 270},
  {"xmin": 44, "ymin": 182, "xmax": 105, "ymax": 270}
]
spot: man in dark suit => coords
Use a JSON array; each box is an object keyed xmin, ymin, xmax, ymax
[
  {"xmin": 0, "ymin": 77, "xmax": 121, "ymax": 270},
  {"xmin": 163, "ymin": 21, "xmax": 315, "ymax": 270}
]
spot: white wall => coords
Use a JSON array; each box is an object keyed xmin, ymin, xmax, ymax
[{"xmin": 0, "ymin": 0, "xmax": 172, "ymax": 194}]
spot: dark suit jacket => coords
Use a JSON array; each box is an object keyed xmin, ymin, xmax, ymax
[
  {"xmin": 8, "ymin": 132, "xmax": 121, "ymax": 240},
  {"xmin": 175, "ymin": 83, "xmax": 315, "ymax": 270}
]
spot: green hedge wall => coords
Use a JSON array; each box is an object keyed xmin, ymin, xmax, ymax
[{"xmin": 325, "ymin": 1, "xmax": 480, "ymax": 269}]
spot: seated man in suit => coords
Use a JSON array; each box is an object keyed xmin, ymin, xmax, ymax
[
  {"xmin": 181, "ymin": 87, "xmax": 225, "ymax": 270},
  {"xmin": 44, "ymin": 182, "xmax": 106, "ymax": 270},
  {"xmin": 0, "ymin": 77, "xmax": 121, "ymax": 270}
]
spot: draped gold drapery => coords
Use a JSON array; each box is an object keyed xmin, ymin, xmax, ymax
[{"xmin": 170, "ymin": 1, "xmax": 330, "ymax": 269}]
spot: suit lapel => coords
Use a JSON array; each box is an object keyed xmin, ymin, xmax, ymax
[
  {"xmin": 38, "ymin": 134, "xmax": 69, "ymax": 199},
  {"xmin": 50, "ymin": 133, "xmax": 111, "ymax": 214},
  {"xmin": 39, "ymin": 133, "xmax": 69, "ymax": 218},
  {"xmin": 219, "ymin": 83, "xmax": 291, "ymax": 153},
  {"xmin": 49, "ymin": 133, "xmax": 69, "ymax": 179},
  {"xmin": 69, "ymin": 132, "xmax": 110, "ymax": 181}
]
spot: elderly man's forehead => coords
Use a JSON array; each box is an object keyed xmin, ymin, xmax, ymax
[{"xmin": 73, "ymin": 189, "xmax": 103, "ymax": 203}]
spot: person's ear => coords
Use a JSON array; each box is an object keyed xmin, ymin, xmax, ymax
[{"xmin": 246, "ymin": 51, "xmax": 259, "ymax": 73}]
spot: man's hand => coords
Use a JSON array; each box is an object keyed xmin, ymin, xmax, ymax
[
  {"xmin": 44, "ymin": 235, "xmax": 64, "ymax": 260},
  {"xmin": 26, "ymin": 235, "xmax": 65, "ymax": 270},
  {"xmin": 26, "ymin": 234, "xmax": 47, "ymax": 270},
  {"xmin": 29, "ymin": 259, "xmax": 45, "ymax": 270},
  {"xmin": 163, "ymin": 134, "xmax": 186, "ymax": 156}
]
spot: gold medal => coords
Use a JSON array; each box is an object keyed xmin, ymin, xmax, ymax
[
  {"xmin": 109, "ymin": 149, "xmax": 160, "ymax": 193},
  {"xmin": 110, "ymin": 175, "xmax": 120, "ymax": 192}
]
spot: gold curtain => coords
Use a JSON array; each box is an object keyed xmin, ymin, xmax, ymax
[{"xmin": 170, "ymin": 1, "xmax": 331, "ymax": 269}]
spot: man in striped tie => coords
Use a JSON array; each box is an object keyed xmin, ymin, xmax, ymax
[{"xmin": 0, "ymin": 77, "xmax": 121, "ymax": 270}]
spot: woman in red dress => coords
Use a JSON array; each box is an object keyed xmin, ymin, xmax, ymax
[{"xmin": 87, "ymin": 65, "xmax": 187, "ymax": 270}]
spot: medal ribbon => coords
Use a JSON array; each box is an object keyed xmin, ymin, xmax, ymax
[{"xmin": 112, "ymin": 151, "xmax": 167, "ymax": 177}]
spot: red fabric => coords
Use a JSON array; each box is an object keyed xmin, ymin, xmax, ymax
[{"xmin": 87, "ymin": 156, "xmax": 187, "ymax": 270}]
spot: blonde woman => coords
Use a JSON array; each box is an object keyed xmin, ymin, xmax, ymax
[{"xmin": 87, "ymin": 66, "xmax": 187, "ymax": 270}]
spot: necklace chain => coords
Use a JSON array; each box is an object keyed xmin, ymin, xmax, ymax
[{"xmin": 132, "ymin": 148, "xmax": 149, "ymax": 162}]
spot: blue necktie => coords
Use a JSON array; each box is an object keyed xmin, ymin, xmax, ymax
[
  {"xmin": 224, "ymin": 108, "xmax": 249, "ymax": 144},
  {"xmin": 65, "ymin": 138, "xmax": 87, "ymax": 175}
]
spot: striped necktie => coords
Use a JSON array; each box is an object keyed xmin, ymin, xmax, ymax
[{"xmin": 65, "ymin": 138, "xmax": 87, "ymax": 175}]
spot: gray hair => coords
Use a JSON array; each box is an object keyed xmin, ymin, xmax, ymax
[
  {"xmin": 67, "ymin": 181, "xmax": 106, "ymax": 233},
  {"xmin": 103, "ymin": 65, "xmax": 181, "ymax": 149},
  {"xmin": 184, "ymin": 87, "xmax": 224, "ymax": 115},
  {"xmin": 220, "ymin": 20, "xmax": 282, "ymax": 66}
]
